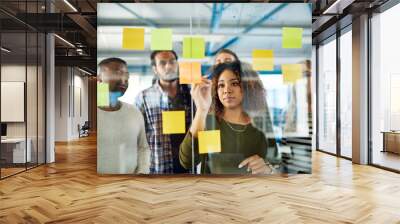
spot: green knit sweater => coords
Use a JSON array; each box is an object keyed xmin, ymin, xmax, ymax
[{"xmin": 179, "ymin": 115, "xmax": 278, "ymax": 174}]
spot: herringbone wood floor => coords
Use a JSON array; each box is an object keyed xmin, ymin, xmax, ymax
[{"xmin": 1, "ymin": 135, "xmax": 400, "ymax": 224}]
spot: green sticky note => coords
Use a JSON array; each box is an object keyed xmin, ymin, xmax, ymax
[
  {"xmin": 282, "ymin": 27, "xmax": 303, "ymax": 49},
  {"xmin": 183, "ymin": 37, "xmax": 205, "ymax": 59},
  {"xmin": 151, "ymin": 28, "xmax": 172, "ymax": 50},
  {"xmin": 97, "ymin": 83, "xmax": 109, "ymax": 107},
  {"xmin": 183, "ymin": 37, "xmax": 192, "ymax": 59},
  {"xmin": 191, "ymin": 37, "xmax": 205, "ymax": 59}
]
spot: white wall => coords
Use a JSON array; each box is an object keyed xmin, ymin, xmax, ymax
[
  {"xmin": 1, "ymin": 65, "xmax": 34, "ymax": 138},
  {"xmin": 55, "ymin": 67, "xmax": 89, "ymax": 141}
]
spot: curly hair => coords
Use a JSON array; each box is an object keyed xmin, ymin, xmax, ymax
[{"xmin": 211, "ymin": 61, "xmax": 267, "ymax": 119}]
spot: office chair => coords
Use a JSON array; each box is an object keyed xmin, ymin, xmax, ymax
[{"xmin": 78, "ymin": 121, "xmax": 90, "ymax": 138}]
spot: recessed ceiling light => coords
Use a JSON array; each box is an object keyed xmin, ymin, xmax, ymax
[
  {"xmin": 323, "ymin": 0, "xmax": 353, "ymax": 15},
  {"xmin": 63, "ymin": 0, "xmax": 78, "ymax": 12},
  {"xmin": 78, "ymin": 67, "xmax": 92, "ymax": 76},
  {"xmin": 54, "ymin": 34, "xmax": 75, "ymax": 48}
]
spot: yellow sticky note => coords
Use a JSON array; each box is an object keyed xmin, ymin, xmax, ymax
[
  {"xmin": 282, "ymin": 64, "xmax": 303, "ymax": 84},
  {"xmin": 252, "ymin": 49, "xmax": 274, "ymax": 71},
  {"xmin": 122, "ymin": 28, "xmax": 145, "ymax": 50},
  {"xmin": 179, "ymin": 62, "xmax": 202, "ymax": 84},
  {"xmin": 162, "ymin": 111, "xmax": 185, "ymax": 134},
  {"xmin": 198, "ymin": 130, "xmax": 221, "ymax": 154},
  {"xmin": 151, "ymin": 28, "xmax": 172, "ymax": 50},
  {"xmin": 282, "ymin": 27, "xmax": 303, "ymax": 49},
  {"xmin": 97, "ymin": 83, "xmax": 109, "ymax": 107}
]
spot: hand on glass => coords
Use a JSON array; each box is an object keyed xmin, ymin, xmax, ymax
[
  {"xmin": 238, "ymin": 155, "xmax": 272, "ymax": 175},
  {"xmin": 190, "ymin": 77, "xmax": 212, "ymax": 112}
]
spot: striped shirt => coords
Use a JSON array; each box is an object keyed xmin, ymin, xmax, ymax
[{"xmin": 135, "ymin": 80, "xmax": 192, "ymax": 174}]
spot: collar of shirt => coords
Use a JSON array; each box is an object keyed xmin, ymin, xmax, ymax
[{"xmin": 152, "ymin": 79, "xmax": 190, "ymax": 102}]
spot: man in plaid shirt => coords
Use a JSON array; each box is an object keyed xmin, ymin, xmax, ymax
[{"xmin": 135, "ymin": 50, "xmax": 193, "ymax": 174}]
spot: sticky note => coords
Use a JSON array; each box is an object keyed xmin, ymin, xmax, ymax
[
  {"xmin": 162, "ymin": 111, "xmax": 185, "ymax": 134},
  {"xmin": 183, "ymin": 38, "xmax": 192, "ymax": 59},
  {"xmin": 179, "ymin": 62, "xmax": 192, "ymax": 84},
  {"xmin": 191, "ymin": 62, "xmax": 202, "ymax": 83},
  {"xmin": 122, "ymin": 28, "xmax": 145, "ymax": 50},
  {"xmin": 151, "ymin": 28, "xmax": 172, "ymax": 50},
  {"xmin": 282, "ymin": 64, "xmax": 303, "ymax": 84},
  {"xmin": 198, "ymin": 130, "xmax": 221, "ymax": 154},
  {"xmin": 191, "ymin": 38, "xmax": 205, "ymax": 58},
  {"xmin": 252, "ymin": 49, "xmax": 274, "ymax": 71},
  {"xmin": 183, "ymin": 37, "xmax": 205, "ymax": 59},
  {"xmin": 282, "ymin": 27, "xmax": 303, "ymax": 49},
  {"xmin": 97, "ymin": 83, "xmax": 109, "ymax": 107},
  {"xmin": 179, "ymin": 62, "xmax": 202, "ymax": 84}
]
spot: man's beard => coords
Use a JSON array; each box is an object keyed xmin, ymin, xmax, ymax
[{"xmin": 159, "ymin": 71, "xmax": 178, "ymax": 81}]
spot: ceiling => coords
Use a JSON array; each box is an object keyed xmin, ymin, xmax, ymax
[
  {"xmin": 0, "ymin": 0, "xmax": 393, "ymax": 74},
  {"xmin": 97, "ymin": 3, "xmax": 312, "ymax": 72}
]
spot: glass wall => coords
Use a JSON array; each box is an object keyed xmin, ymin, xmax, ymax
[
  {"xmin": 371, "ymin": 3, "xmax": 400, "ymax": 171},
  {"xmin": 317, "ymin": 36, "xmax": 337, "ymax": 154},
  {"xmin": 97, "ymin": 3, "xmax": 312, "ymax": 175},
  {"xmin": 0, "ymin": 1, "xmax": 46, "ymax": 179},
  {"xmin": 339, "ymin": 28, "xmax": 352, "ymax": 158},
  {"xmin": 1, "ymin": 27, "xmax": 28, "ymax": 177},
  {"xmin": 316, "ymin": 26, "xmax": 354, "ymax": 159}
]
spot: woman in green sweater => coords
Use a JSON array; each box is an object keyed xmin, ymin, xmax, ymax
[{"xmin": 179, "ymin": 62, "xmax": 277, "ymax": 174}]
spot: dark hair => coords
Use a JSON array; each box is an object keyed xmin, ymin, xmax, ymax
[
  {"xmin": 215, "ymin": 49, "xmax": 239, "ymax": 62},
  {"xmin": 98, "ymin": 57, "xmax": 127, "ymax": 67},
  {"xmin": 211, "ymin": 61, "xmax": 243, "ymax": 118},
  {"xmin": 98, "ymin": 57, "xmax": 128, "ymax": 76},
  {"xmin": 211, "ymin": 61, "xmax": 268, "ymax": 118},
  {"xmin": 150, "ymin": 50, "xmax": 178, "ymax": 66}
]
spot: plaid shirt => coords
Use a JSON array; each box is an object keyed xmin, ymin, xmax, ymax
[{"xmin": 135, "ymin": 81, "xmax": 192, "ymax": 174}]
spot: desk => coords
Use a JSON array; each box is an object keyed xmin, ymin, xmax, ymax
[
  {"xmin": 381, "ymin": 131, "xmax": 400, "ymax": 154},
  {"xmin": 1, "ymin": 138, "xmax": 31, "ymax": 163}
]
